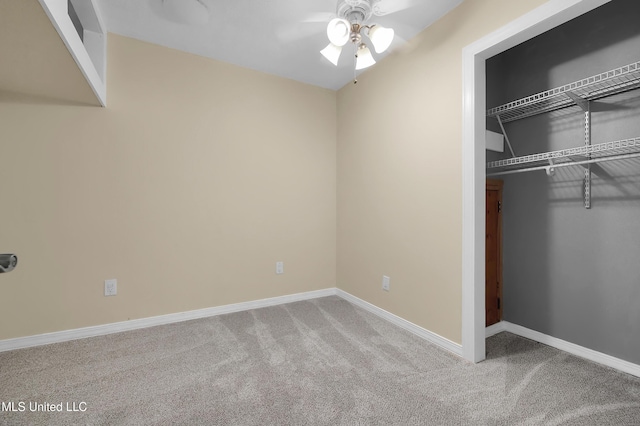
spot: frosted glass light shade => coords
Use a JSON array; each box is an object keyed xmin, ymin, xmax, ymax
[
  {"xmin": 355, "ymin": 45, "xmax": 376, "ymax": 70},
  {"xmin": 327, "ymin": 18, "xmax": 350, "ymax": 47},
  {"xmin": 321, "ymin": 43, "xmax": 343, "ymax": 66},
  {"xmin": 368, "ymin": 25, "xmax": 394, "ymax": 53}
]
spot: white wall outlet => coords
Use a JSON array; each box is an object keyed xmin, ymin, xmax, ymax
[
  {"xmin": 382, "ymin": 275, "xmax": 390, "ymax": 291},
  {"xmin": 276, "ymin": 261, "xmax": 284, "ymax": 275},
  {"xmin": 104, "ymin": 279, "xmax": 117, "ymax": 296}
]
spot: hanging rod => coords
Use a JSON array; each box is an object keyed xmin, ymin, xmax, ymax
[{"xmin": 487, "ymin": 151, "xmax": 640, "ymax": 177}]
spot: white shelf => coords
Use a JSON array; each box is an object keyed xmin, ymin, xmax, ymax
[
  {"xmin": 487, "ymin": 61, "xmax": 640, "ymax": 123},
  {"xmin": 486, "ymin": 61, "xmax": 640, "ymax": 206},
  {"xmin": 487, "ymin": 137, "xmax": 640, "ymax": 175}
]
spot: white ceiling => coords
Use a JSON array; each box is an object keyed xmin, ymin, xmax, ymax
[{"xmin": 96, "ymin": 0, "xmax": 463, "ymax": 90}]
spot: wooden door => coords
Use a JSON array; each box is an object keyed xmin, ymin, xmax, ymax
[{"xmin": 486, "ymin": 179, "xmax": 503, "ymax": 327}]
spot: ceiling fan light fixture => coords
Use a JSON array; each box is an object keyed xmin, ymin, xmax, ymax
[
  {"xmin": 355, "ymin": 43, "xmax": 376, "ymax": 70},
  {"xmin": 368, "ymin": 24, "xmax": 394, "ymax": 53},
  {"xmin": 327, "ymin": 18, "xmax": 351, "ymax": 47},
  {"xmin": 321, "ymin": 43, "xmax": 343, "ymax": 66}
]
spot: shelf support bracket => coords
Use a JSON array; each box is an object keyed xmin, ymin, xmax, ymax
[
  {"xmin": 565, "ymin": 91, "xmax": 590, "ymax": 112},
  {"xmin": 545, "ymin": 159, "xmax": 556, "ymax": 176},
  {"xmin": 496, "ymin": 114, "xmax": 516, "ymax": 158},
  {"xmin": 583, "ymin": 101, "xmax": 592, "ymax": 209},
  {"xmin": 565, "ymin": 92, "xmax": 592, "ymax": 208}
]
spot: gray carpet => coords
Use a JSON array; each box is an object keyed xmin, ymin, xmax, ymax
[{"xmin": 1, "ymin": 296, "xmax": 639, "ymax": 425}]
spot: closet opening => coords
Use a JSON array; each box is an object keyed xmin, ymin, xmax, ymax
[
  {"xmin": 461, "ymin": 0, "xmax": 611, "ymax": 363},
  {"xmin": 483, "ymin": 0, "xmax": 640, "ymax": 367}
]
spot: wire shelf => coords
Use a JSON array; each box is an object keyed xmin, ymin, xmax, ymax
[
  {"xmin": 487, "ymin": 61, "xmax": 640, "ymax": 122},
  {"xmin": 487, "ymin": 137, "xmax": 640, "ymax": 172}
]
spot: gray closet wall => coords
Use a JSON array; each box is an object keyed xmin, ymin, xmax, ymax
[{"xmin": 486, "ymin": 1, "xmax": 640, "ymax": 365}]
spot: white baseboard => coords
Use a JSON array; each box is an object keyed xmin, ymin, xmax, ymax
[
  {"xmin": 0, "ymin": 288, "xmax": 337, "ymax": 353},
  {"xmin": 0, "ymin": 287, "xmax": 462, "ymax": 359},
  {"xmin": 490, "ymin": 321, "xmax": 640, "ymax": 378},
  {"xmin": 485, "ymin": 321, "xmax": 506, "ymax": 338},
  {"xmin": 336, "ymin": 289, "xmax": 463, "ymax": 357},
  {"xmin": 5, "ymin": 289, "xmax": 637, "ymax": 378}
]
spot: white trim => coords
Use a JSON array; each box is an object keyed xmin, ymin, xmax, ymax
[
  {"xmin": 38, "ymin": 0, "xmax": 107, "ymax": 106},
  {"xmin": 461, "ymin": 45, "xmax": 486, "ymax": 363},
  {"xmin": 461, "ymin": 0, "xmax": 611, "ymax": 364},
  {"xmin": 501, "ymin": 322, "xmax": 640, "ymax": 378},
  {"xmin": 336, "ymin": 289, "xmax": 463, "ymax": 357},
  {"xmin": 0, "ymin": 287, "xmax": 463, "ymax": 358},
  {"xmin": 485, "ymin": 321, "xmax": 506, "ymax": 338},
  {"xmin": 0, "ymin": 288, "xmax": 336, "ymax": 353},
  {"xmin": 4, "ymin": 286, "xmax": 636, "ymax": 378}
]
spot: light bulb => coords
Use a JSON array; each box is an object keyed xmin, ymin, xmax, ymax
[
  {"xmin": 327, "ymin": 18, "xmax": 350, "ymax": 47},
  {"xmin": 368, "ymin": 25, "xmax": 394, "ymax": 54},
  {"xmin": 355, "ymin": 44, "xmax": 376, "ymax": 70},
  {"xmin": 321, "ymin": 43, "xmax": 343, "ymax": 66}
]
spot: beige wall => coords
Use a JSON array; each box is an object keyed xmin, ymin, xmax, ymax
[
  {"xmin": 0, "ymin": 34, "xmax": 336, "ymax": 340},
  {"xmin": 336, "ymin": 0, "xmax": 547, "ymax": 344},
  {"xmin": 2, "ymin": 0, "xmax": 552, "ymax": 344},
  {"xmin": 0, "ymin": 0, "xmax": 98, "ymax": 106}
]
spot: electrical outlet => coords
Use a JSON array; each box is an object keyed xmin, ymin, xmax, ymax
[
  {"xmin": 104, "ymin": 279, "xmax": 117, "ymax": 296},
  {"xmin": 382, "ymin": 275, "xmax": 390, "ymax": 291},
  {"xmin": 276, "ymin": 261, "xmax": 284, "ymax": 275}
]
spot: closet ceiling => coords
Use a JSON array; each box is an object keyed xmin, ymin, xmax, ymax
[{"xmin": 97, "ymin": 0, "xmax": 463, "ymax": 90}]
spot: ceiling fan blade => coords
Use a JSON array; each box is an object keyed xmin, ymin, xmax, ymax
[
  {"xmin": 276, "ymin": 21, "xmax": 325, "ymax": 44},
  {"xmin": 372, "ymin": 0, "xmax": 423, "ymax": 16},
  {"xmin": 150, "ymin": 0, "xmax": 212, "ymax": 25},
  {"xmin": 301, "ymin": 12, "xmax": 336, "ymax": 23},
  {"xmin": 275, "ymin": 12, "xmax": 336, "ymax": 44}
]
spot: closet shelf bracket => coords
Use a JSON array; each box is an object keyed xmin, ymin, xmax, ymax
[
  {"xmin": 545, "ymin": 159, "xmax": 556, "ymax": 176},
  {"xmin": 583, "ymin": 98, "xmax": 592, "ymax": 209},
  {"xmin": 565, "ymin": 91, "xmax": 590, "ymax": 112},
  {"xmin": 496, "ymin": 114, "xmax": 516, "ymax": 158}
]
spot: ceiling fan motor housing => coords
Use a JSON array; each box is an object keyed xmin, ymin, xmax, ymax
[
  {"xmin": 337, "ymin": 0, "xmax": 376, "ymax": 23},
  {"xmin": 350, "ymin": 24, "xmax": 363, "ymax": 44}
]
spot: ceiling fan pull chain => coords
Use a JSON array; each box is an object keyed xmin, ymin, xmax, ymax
[{"xmin": 354, "ymin": 51, "xmax": 358, "ymax": 84}]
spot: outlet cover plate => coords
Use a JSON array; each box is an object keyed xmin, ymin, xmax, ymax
[
  {"xmin": 276, "ymin": 261, "xmax": 284, "ymax": 275},
  {"xmin": 104, "ymin": 279, "xmax": 117, "ymax": 296},
  {"xmin": 382, "ymin": 275, "xmax": 390, "ymax": 291}
]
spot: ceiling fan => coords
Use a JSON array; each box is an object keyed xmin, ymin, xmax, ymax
[
  {"xmin": 320, "ymin": 0, "xmax": 396, "ymax": 71},
  {"xmin": 310, "ymin": 0, "xmax": 422, "ymax": 76}
]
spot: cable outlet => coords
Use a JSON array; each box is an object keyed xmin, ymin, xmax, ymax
[
  {"xmin": 382, "ymin": 275, "xmax": 390, "ymax": 291},
  {"xmin": 276, "ymin": 261, "xmax": 284, "ymax": 275},
  {"xmin": 104, "ymin": 279, "xmax": 117, "ymax": 296}
]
